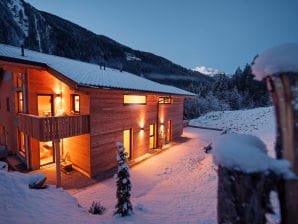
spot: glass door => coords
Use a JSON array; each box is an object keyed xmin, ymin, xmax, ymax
[
  {"xmin": 38, "ymin": 94, "xmax": 54, "ymax": 165},
  {"xmin": 123, "ymin": 129, "xmax": 132, "ymax": 159},
  {"xmin": 39, "ymin": 141, "xmax": 54, "ymax": 165},
  {"xmin": 37, "ymin": 95, "xmax": 53, "ymax": 116},
  {"xmin": 149, "ymin": 124, "xmax": 156, "ymax": 150}
]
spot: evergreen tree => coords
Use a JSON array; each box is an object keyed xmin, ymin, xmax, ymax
[{"xmin": 114, "ymin": 142, "xmax": 133, "ymax": 217}]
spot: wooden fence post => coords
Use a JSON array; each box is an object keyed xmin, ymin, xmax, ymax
[{"xmin": 217, "ymin": 166, "xmax": 279, "ymax": 224}]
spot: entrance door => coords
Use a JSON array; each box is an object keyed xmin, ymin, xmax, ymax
[
  {"xmin": 167, "ymin": 120, "xmax": 172, "ymax": 143},
  {"xmin": 123, "ymin": 129, "xmax": 132, "ymax": 159},
  {"xmin": 37, "ymin": 95, "xmax": 53, "ymax": 116},
  {"xmin": 149, "ymin": 124, "xmax": 156, "ymax": 150}
]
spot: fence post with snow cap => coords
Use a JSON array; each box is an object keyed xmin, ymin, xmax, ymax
[
  {"xmin": 214, "ymin": 134, "xmax": 294, "ymax": 224},
  {"xmin": 252, "ymin": 43, "xmax": 298, "ymax": 223}
]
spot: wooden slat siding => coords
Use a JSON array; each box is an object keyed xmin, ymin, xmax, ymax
[
  {"xmin": 63, "ymin": 134, "xmax": 91, "ymax": 176},
  {"xmin": 17, "ymin": 114, "xmax": 90, "ymax": 141},
  {"xmin": 89, "ymin": 88, "xmax": 186, "ymax": 177},
  {"xmin": 0, "ymin": 70, "xmax": 17, "ymax": 152}
]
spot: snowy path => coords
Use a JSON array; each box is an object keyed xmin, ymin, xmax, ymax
[{"xmin": 71, "ymin": 128, "xmax": 222, "ymax": 224}]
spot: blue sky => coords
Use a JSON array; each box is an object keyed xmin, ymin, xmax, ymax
[{"xmin": 25, "ymin": 0, "xmax": 298, "ymax": 74}]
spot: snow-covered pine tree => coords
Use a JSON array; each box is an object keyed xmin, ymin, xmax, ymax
[{"xmin": 114, "ymin": 142, "xmax": 133, "ymax": 217}]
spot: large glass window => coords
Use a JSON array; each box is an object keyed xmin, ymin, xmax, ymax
[{"xmin": 124, "ymin": 95, "xmax": 146, "ymax": 105}]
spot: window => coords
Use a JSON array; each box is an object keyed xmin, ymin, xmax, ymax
[
  {"xmin": 16, "ymin": 91, "xmax": 23, "ymax": 113},
  {"xmin": 6, "ymin": 98, "xmax": 10, "ymax": 112},
  {"xmin": 15, "ymin": 73, "xmax": 23, "ymax": 88},
  {"xmin": 124, "ymin": 95, "xmax": 146, "ymax": 105},
  {"xmin": 17, "ymin": 130, "xmax": 25, "ymax": 155},
  {"xmin": 72, "ymin": 95, "xmax": 80, "ymax": 114},
  {"xmin": 159, "ymin": 97, "xmax": 172, "ymax": 104}
]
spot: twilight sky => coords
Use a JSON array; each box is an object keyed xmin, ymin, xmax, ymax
[{"xmin": 25, "ymin": 0, "xmax": 298, "ymax": 74}]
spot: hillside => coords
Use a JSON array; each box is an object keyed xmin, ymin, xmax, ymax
[{"xmin": 0, "ymin": 0, "xmax": 211, "ymax": 89}]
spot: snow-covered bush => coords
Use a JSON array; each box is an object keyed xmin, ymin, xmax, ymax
[
  {"xmin": 88, "ymin": 201, "xmax": 106, "ymax": 215},
  {"xmin": 114, "ymin": 142, "xmax": 133, "ymax": 217}
]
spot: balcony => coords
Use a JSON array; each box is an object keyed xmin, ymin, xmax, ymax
[{"xmin": 17, "ymin": 114, "xmax": 90, "ymax": 142}]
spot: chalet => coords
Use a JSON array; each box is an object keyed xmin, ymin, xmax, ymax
[{"xmin": 0, "ymin": 43, "xmax": 194, "ymax": 182}]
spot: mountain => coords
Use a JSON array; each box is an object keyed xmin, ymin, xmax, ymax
[
  {"xmin": 0, "ymin": 0, "xmax": 212, "ymax": 90},
  {"xmin": 193, "ymin": 66, "xmax": 225, "ymax": 77}
]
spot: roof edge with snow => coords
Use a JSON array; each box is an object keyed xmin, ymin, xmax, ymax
[{"xmin": 0, "ymin": 44, "xmax": 195, "ymax": 97}]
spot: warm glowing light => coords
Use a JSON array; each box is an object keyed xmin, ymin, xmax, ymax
[{"xmin": 124, "ymin": 95, "xmax": 146, "ymax": 104}]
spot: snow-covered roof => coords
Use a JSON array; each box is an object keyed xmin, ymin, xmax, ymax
[
  {"xmin": 252, "ymin": 43, "xmax": 298, "ymax": 81},
  {"xmin": 0, "ymin": 44, "xmax": 195, "ymax": 96}
]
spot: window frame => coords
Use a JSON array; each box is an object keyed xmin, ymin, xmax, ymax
[
  {"xmin": 72, "ymin": 94, "xmax": 80, "ymax": 114},
  {"xmin": 158, "ymin": 96, "xmax": 173, "ymax": 104}
]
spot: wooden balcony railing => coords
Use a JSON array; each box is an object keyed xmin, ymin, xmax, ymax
[{"xmin": 17, "ymin": 114, "xmax": 90, "ymax": 142}]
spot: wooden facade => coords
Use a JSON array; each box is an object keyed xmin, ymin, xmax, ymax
[{"xmin": 0, "ymin": 59, "xmax": 189, "ymax": 178}]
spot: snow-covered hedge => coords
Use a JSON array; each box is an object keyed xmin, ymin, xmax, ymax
[
  {"xmin": 212, "ymin": 134, "xmax": 295, "ymax": 179},
  {"xmin": 252, "ymin": 43, "xmax": 298, "ymax": 80}
]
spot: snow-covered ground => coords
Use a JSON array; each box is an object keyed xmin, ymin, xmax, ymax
[
  {"xmin": 0, "ymin": 106, "xmax": 278, "ymax": 223},
  {"xmin": 190, "ymin": 106, "xmax": 276, "ymax": 157}
]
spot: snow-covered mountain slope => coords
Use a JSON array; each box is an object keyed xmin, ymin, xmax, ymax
[
  {"xmin": 193, "ymin": 66, "xmax": 225, "ymax": 76},
  {"xmin": 0, "ymin": 0, "xmax": 211, "ymax": 87}
]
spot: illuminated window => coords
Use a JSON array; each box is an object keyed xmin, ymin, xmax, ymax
[
  {"xmin": 159, "ymin": 97, "xmax": 172, "ymax": 104},
  {"xmin": 124, "ymin": 95, "xmax": 146, "ymax": 105},
  {"xmin": 16, "ymin": 91, "xmax": 23, "ymax": 113},
  {"xmin": 17, "ymin": 129, "xmax": 25, "ymax": 155},
  {"xmin": 72, "ymin": 95, "xmax": 80, "ymax": 114}
]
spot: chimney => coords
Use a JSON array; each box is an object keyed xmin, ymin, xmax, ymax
[{"xmin": 21, "ymin": 45, "xmax": 24, "ymax": 56}]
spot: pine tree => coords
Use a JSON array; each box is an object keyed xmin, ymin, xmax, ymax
[{"xmin": 114, "ymin": 142, "xmax": 133, "ymax": 217}]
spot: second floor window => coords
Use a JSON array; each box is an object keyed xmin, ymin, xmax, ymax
[
  {"xmin": 16, "ymin": 91, "xmax": 23, "ymax": 113},
  {"xmin": 72, "ymin": 95, "xmax": 80, "ymax": 114},
  {"xmin": 124, "ymin": 95, "xmax": 146, "ymax": 105},
  {"xmin": 159, "ymin": 97, "xmax": 172, "ymax": 104}
]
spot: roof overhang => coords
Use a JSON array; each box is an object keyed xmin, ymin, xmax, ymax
[{"xmin": 0, "ymin": 56, "xmax": 78, "ymax": 90}]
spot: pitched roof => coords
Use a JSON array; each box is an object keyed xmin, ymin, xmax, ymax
[{"xmin": 0, "ymin": 44, "xmax": 195, "ymax": 96}]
